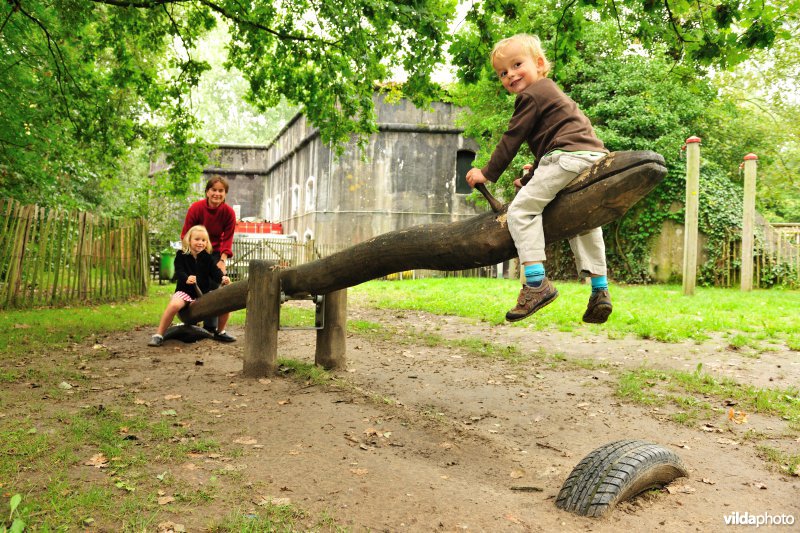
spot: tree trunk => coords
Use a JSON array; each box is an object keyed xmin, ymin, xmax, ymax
[{"xmin": 179, "ymin": 150, "xmax": 666, "ymax": 324}]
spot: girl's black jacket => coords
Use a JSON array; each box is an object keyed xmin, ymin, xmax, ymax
[{"xmin": 173, "ymin": 250, "xmax": 223, "ymax": 297}]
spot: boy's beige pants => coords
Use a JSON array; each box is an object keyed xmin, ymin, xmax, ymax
[{"xmin": 507, "ymin": 152, "xmax": 607, "ymax": 277}]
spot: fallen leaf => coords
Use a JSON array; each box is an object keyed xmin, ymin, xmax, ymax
[
  {"xmin": 666, "ymin": 484, "xmax": 695, "ymax": 494},
  {"xmin": 84, "ymin": 453, "xmax": 109, "ymax": 468},
  {"xmin": 717, "ymin": 437, "xmax": 739, "ymax": 446},
  {"xmin": 158, "ymin": 496, "xmax": 175, "ymax": 505},
  {"xmin": 278, "ymin": 399, "xmax": 291, "ymax": 405},
  {"xmin": 258, "ymin": 378, "xmax": 272, "ymax": 385},
  {"xmin": 163, "ymin": 394, "xmax": 182, "ymax": 401},
  {"xmin": 114, "ymin": 479, "xmax": 135, "ymax": 492},
  {"xmin": 728, "ymin": 408, "xmax": 748, "ymax": 424},
  {"xmin": 509, "ymin": 469, "xmax": 525, "ymax": 479},
  {"xmin": 701, "ymin": 478, "xmax": 716, "ymax": 485},
  {"xmin": 350, "ymin": 468, "xmax": 368, "ymax": 476},
  {"xmin": 13, "ymin": 323, "xmax": 30, "ymax": 329},
  {"xmin": 234, "ymin": 438, "xmax": 258, "ymax": 445},
  {"xmin": 157, "ymin": 521, "xmax": 186, "ymax": 533}
]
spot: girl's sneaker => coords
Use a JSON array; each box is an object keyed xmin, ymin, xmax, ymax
[{"xmin": 148, "ymin": 334, "xmax": 164, "ymax": 347}]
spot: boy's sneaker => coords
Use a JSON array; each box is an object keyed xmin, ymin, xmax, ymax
[
  {"xmin": 505, "ymin": 278, "xmax": 559, "ymax": 322},
  {"xmin": 583, "ymin": 290, "xmax": 612, "ymax": 324},
  {"xmin": 148, "ymin": 334, "xmax": 164, "ymax": 347}
]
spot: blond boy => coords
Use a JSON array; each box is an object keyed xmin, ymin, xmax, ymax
[{"xmin": 466, "ymin": 34, "xmax": 612, "ymax": 323}]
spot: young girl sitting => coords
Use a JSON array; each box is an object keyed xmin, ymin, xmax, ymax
[{"xmin": 148, "ymin": 225, "xmax": 230, "ymax": 347}]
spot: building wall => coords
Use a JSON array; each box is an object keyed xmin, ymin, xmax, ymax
[
  {"xmin": 201, "ymin": 145, "xmax": 271, "ymax": 220},
  {"xmin": 259, "ymin": 94, "xmax": 485, "ymax": 248}
]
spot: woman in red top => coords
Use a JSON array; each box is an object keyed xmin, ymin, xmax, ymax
[{"xmin": 181, "ymin": 175, "xmax": 237, "ymax": 342}]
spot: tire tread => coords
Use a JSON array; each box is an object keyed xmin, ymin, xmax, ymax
[{"xmin": 555, "ymin": 439, "xmax": 687, "ymax": 517}]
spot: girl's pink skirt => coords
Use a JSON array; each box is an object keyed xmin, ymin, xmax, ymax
[{"xmin": 172, "ymin": 291, "xmax": 195, "ymax": 303}]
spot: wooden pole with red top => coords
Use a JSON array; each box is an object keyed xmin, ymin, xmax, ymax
[
  {"xmin": 683, "ymin": 136, "xmax": 701, "ymax": 296},
  {"xmin": 741, "ymin": 153, "xmax": 758, "ymax": 291}
]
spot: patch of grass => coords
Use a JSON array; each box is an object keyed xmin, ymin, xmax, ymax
[
  {"xmin": 278, "ymin": 304, "xmax": 317, "ymax": 328},
  {"xmin": 208, "ymin": 504, "xmax": 309, "ymax": 532},
  {"xmin": 727, "ymin": 333, "xmax": 749, "ymax": 350},
  {"xmin": 787, "ymin": 334, "xmax": 800, "ymax": 351},
  {"xmin": 351, "ymin": 279, "xmax": 800, "ymax": 348},
  {"xmin": 756, "ymin": 445, "xmax": 800, "ymax": 476},
  {"xmin": 277, "ymin": 359, "xmax": 333, "ymax": 385},
  {"xmin": 617, "ymin": 367, "xmax": 800, "ymax": 424},
  {"xmin": 347, "ymin": 319, "xmax": 390, "ymax": 339},
  {"xmin": 671, "ymin": 411, "xmax": 697, "ymax": 426},
  {"xmin": 0, "ymin": 398, "xmax": 204, "ymax": 529},
  {"xmin": 0, "ymin": 284, "xmax": 175, "ymax": 359},
  {"xmin": 616, "ymin": 369, "xmax": 668, "ymax": 405},
  {"xmin": 567, "ymin": 357, "xmax": 613, "ymax": 371}
]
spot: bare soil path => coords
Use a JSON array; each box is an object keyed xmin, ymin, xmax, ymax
[{"xmin": 22, "ymin": 295, "xmax": 799, "ymax": 531}]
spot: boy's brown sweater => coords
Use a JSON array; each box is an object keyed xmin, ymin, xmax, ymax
[{"xmin": 481, "ymin": 78, "xmax": 606, "ymax": 182}]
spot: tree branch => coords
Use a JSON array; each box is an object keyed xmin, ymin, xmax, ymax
[
  {"xmin": 89, "ymin": 0, "xmax": 337, "ymax": 47},
  {"xmin": 0, "ymin": 0, "xmax": 19, "ymax": 35},
  {"xmin": 17, "ymin": 6, "xmax": 82, "ymax": 132}
]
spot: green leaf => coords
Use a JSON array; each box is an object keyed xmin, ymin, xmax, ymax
[{"xmin": 9, "ymin": 494, "xmax": 21, "ymax": 516}]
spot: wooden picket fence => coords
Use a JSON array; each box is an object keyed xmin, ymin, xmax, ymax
[
  {"xmin": 0, "ymin": 198, "xmax": 149, "ymax": 309},
  {"xmin": 718, "ymin": 223, "xmax": 800, "ymax": 289}
]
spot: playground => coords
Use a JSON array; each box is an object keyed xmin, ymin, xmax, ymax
[{"xmin": 3, "ymin": 282, "xmax": 797, "ymax": 531}]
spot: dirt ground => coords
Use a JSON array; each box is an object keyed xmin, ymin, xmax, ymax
[{"xmin": 27, "ymin": 293, "xmax": 800, "ymax": 531}]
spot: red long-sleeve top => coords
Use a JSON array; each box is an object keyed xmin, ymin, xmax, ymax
[{"xmin": 181, "ymin": 200, "xmax": 236, "ymax": 258}]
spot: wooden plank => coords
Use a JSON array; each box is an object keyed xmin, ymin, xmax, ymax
[
  {"xmin": 4, "ymin": 204, "xmax": 30, "ymax": 307},
  {"xmin": 315, "ymin": 289, "xmax": 347, "ymax": 370},
  {"xmin": 682, "ymin": 139, "xmax": 700, "ymax": 296},
  {"xmin": 243, "ymin": 260, "xmax": 280, "ymax": 377},
  {"xmin": 1, "ymin": 200, "xmax": 22, "ymax": 306}
]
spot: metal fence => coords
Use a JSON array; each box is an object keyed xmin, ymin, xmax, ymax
[{"xmin": 0, "ymin": 198, "xmax": 149, "ymax": 308}]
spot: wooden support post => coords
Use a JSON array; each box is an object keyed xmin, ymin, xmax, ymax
[
  {"xmin": 741, "ymin": 153, "xmax": 758, "ymax": 291},
  {"xmin": 243, "ymin": 260, "xmax": 280, "ymax": 377},
  {"xmin": 315, "ymin": 289, "xmax": 347, "ymax": 370},
  {"xmin": 682, "ymin": 136, "xmax": 701, "ymax": 296}
]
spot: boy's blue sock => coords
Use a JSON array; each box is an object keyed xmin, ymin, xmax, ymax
[
  {"xmin": 591, "ymin": 275, "xmax": 608, "ymax": 293},
  {"xmin": 524, "ymin": 264, "xmax": 546, "ymax": 287}
]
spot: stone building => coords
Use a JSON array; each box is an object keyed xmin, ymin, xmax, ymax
[{"xmin": 201, "ymin": 94, "xmax": 486, "ymax": 249}]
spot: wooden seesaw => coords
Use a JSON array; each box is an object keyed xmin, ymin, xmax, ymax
[
  {"xmin": 175, "ymin": 150, "xmax": 689, "ymax": 517},
  {"xmin": 177, "ymin": 150, "xmax": 668, "ymax": 373},
  {"xmin": 177, "ymin": 149, "xmax": 668, "ymax": 371}
]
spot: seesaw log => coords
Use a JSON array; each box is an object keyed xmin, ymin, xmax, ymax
[{"xmin": 179, "ymin": 150, "xmax": 666, "ymax": 324}]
